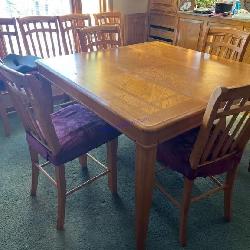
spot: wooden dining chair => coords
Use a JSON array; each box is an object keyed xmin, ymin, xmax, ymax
[
  {"xmin": 17, "ymin": 16, "xmax": 71, "ymax": 104},
  {"xmin": 202, "ymin": 26, "xmax": 250, "ymax": 171},
  {"xmin": 156, "ymin": 85, "xmax": 250, "ymax": 246},
  {"xmin": 0, "ymin": 17, "xmax": 24, "ymax": 136},
  {"xmin": 77, "ymin": 25, "xmax": 122, "ymax": 53},
  {"xmin": 94, "ymin": 12, "xmax": 123, "ymax": 44},
  {"xmin": 202, "ymin": 27, "xmax": 250, "ymax": 61},
  {"xmin": 0, "ymin": 63, "xmax": 120, "ymax": 230},
  {"xmin": 17, "ymin": 16, "xmax": 65, "ymax": 58},
  {"xmin": 58, "ymin": 14, "xmax": 92, "ymax": 54},
  {"xmin": 94, "ymin": 12, "xmax": 122, "ymax": 26}
]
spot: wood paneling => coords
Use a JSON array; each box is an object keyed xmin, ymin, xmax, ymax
[{"xmin": 124, "ymin": 13, "xmax": 147, "ymax": 45}]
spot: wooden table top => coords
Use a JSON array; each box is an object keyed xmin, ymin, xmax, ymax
[{"xmin": 37, "ymin": 41, "xmax": 250, "ymax": 144}]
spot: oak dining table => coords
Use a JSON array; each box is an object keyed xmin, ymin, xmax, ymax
[{"xmin": 36, "ymin": 41, "xmax": 250, "ymax": 249}]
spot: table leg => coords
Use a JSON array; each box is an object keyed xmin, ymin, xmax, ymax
[
  {"xmin": 41, "ymin": 77, "xmax": 53, "ymax": 114},
  {"xmin": 135, "ymin": 143, "xmax": 157, "ymax": 250}
]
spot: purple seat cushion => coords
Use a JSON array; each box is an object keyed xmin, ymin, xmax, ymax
[
  {"xmin": 27, "ymin": 104, "xmax": 120, "ymax": 165},
  {"xmin": 157, "ymin": 128, "xmax": 236, "ymax": 180}
]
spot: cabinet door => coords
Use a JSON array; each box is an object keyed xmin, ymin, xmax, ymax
[{"xmin": 175, "ymin": 18, "xmax": 204, "ymax": 51}]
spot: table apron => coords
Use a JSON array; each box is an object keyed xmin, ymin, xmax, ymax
[{"xmin": 38, "ymin": 65, "xmax": 205, "ymax": 147}]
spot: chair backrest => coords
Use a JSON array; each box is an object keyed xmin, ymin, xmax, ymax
[
  {"xmin": 0, "ymin": 18, "xmax": 23, "ymax": 58},
  {"xmin": 202, "ymin": 27, "xmax": 250, "ymax": 62},
  {"xmin": 77, "ymin": 25, "xmax": 122, "ymax": 52},
  {"xmin": 0, "ymin": 63, "xmax": 60, "ymax": 154},
  {"xmin": 17, "ymin": 16, "xmax": 64, "ymax": 58},
  {"xmin": 190, "ymin": 85, "xmax": 250, "ymax": 169},
  {"xmin": 94, "ymin": 12, "xmax": 122, "ymax": 26},
  {"xmin": 58, "ymin": 14, "xmax": 92, "ymax": 54}
]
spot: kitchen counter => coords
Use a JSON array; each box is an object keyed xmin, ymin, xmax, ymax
[
  {"xmin": 175, "ymin": 11, "xmax": 250, "ymax": 63},
  {"xmin": 178, "ymin": 11, "xmax": 250, "ymax": 23}
]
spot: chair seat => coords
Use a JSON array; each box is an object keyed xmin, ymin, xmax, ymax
[
  {"xmin": 2, "ymin": 54, "xmax": 40, "ymax": 74},
  {"xmin": 27, "ymin": 104, "xmax": 120, "ymax": 165},
  {"xmin": 0, "ymin": 54, "xmax": 40, "ymax": 91},
  {"xmin": 157, "ymin": 128, "xmax": 236, "ymax": 180}
]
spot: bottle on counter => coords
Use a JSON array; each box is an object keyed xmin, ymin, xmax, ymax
[{"xmin": 232, "ymin": 0, "xmax": 241, "ymax": 14}]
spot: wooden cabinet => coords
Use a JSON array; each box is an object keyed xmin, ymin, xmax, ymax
[
  {"xmin": 175, "ymin": 18, "xmax": 204, "ymax": 50},
  {"xmin": 148, "ymin": 0, "xmax": 178, "ymax": 43},
  {"xmin": 174, "ymin": 12, "xmax": 250, "ymax": 63}
]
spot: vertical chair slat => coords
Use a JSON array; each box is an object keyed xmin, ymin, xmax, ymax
[
  {"xmin": 47, "ymin": 21, "xmax": 56, "ymax": 57},
  {"xmin": 5, "ymin": 25, "xmax": 15, "ymax": 54},
  {"xmin": 34, "ymin": 22, "xmax": 44, "ymax": 58}
]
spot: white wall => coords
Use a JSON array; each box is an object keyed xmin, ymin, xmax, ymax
[{"xmin": 113, "ymin": 0, "xmax": 148, "ymax": 14}]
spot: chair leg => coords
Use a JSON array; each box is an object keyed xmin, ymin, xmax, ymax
[
  {"xmin": 179, "ymin": 178, "xmax": 193, "ymax": 247},
  {"xmin": 248, "ymin": 160, "xmax": 250, "ymax": 173},
  {"xmin": 29, "ymin": 146, "xmax": 39, "ymax": 196},
  {"xmin": 0, "ymin": 96, "xmax": 11, "ymax": 137},
  {"xmin": 55, "ymin": 165, "xmax": 66, "ymax": 230},
  {"xmin": 106, "ymin": 138, "xmax": 118, "ymax": 194},
  {"xmin": 224, "ymin": 166, "xmax": 238, "ymax": 222},
  {"xmin": 79, "ymin": 154, "xmax": 87, "ymax": 168}
]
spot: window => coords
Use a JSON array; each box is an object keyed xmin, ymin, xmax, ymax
[
  {"xmin": 0, "ymin": 0, "xmax": 71, "ymax": 17},
  {"xmin": 82, "ymin": 0, "xmax": 100, "ymax": 14}
]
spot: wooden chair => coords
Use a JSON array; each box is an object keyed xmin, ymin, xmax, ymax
[
  {"xmin": 17, "ymin": 16, "xmax": 65, "ymax": 58},
  {"xmin": 156, "ymin": 85, "xmax": 250, "ymax": 246},
  {"xmin": 0, "ymin": 17, "xmax": 24, "ymax": 136},
  {"xmin": 94, "ymin": 12, "xmax": 123, "ymax": 44},
  {"xmin": 77, "ymin": 25, "xmax": 122, "ymax": 53},
  {"xmin": 58, "ymin": 14, "xmax": 92, "ymax": 54},
  {"xmin": 202, "ymin": 27, "xmax": 250, "ymax": 62},
  {"xmin": 94, "ymin": 12, "xmax": 122, "ymax": 26},
  {"xmin": 0, "ymin": 62, "xmax": 120, "ymax": 230},
  {"xmin": 202, "ymin": 26, "xmax": 250, "ymax": 170},
  {"xmin": 17, "ymin": 16, "xmax": 70, "ymax": 104}
]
